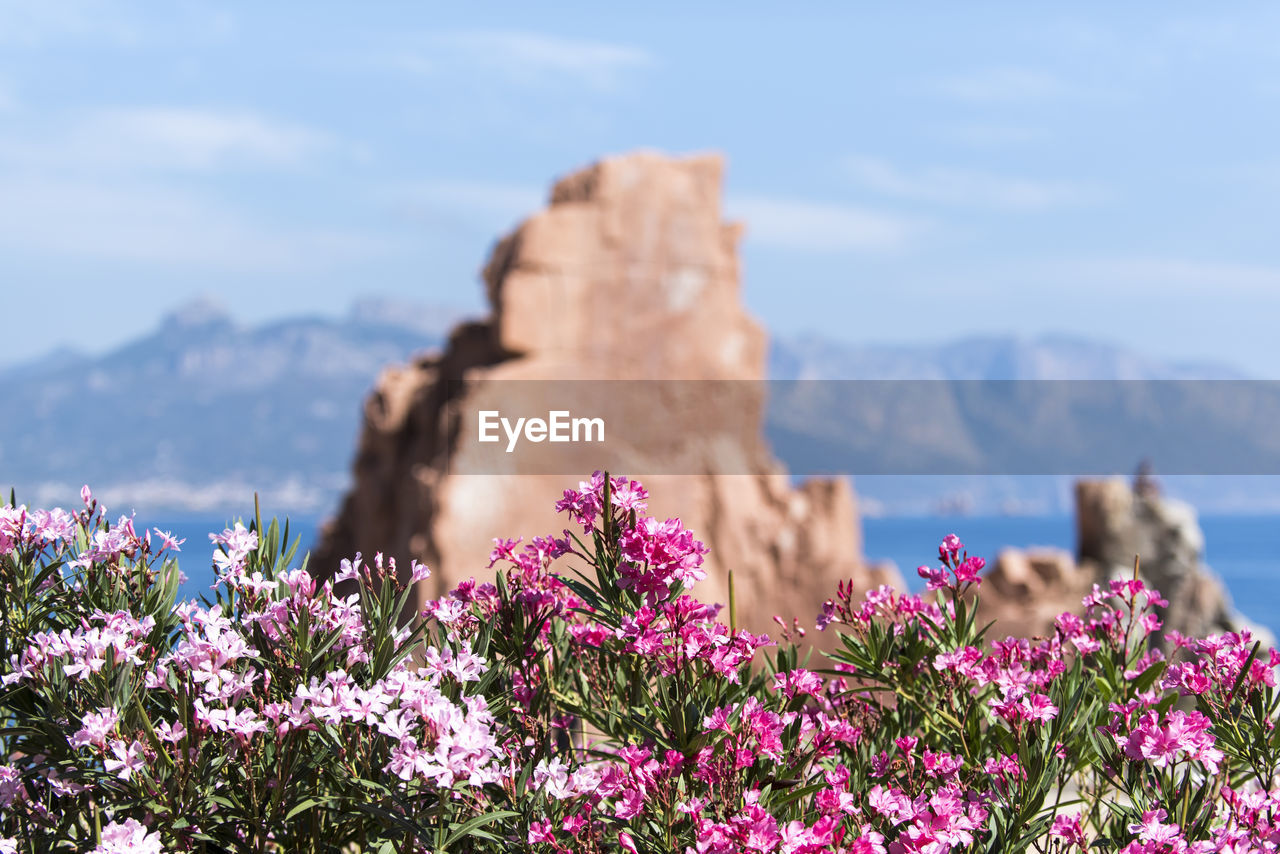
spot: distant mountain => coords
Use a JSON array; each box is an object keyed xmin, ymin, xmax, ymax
[
  {"xmin": 0, "ymin": 298, "xmax": 454, "ymax": 515},
  {"xmin": 767, "ymin": 333, "xmax": 1274, "ymax": 516},
  {"xmin": 1, "ymin": 312, "xmax": 1270, "ymax": 519},
  {"xmin": 768, "ymin": 333, "xmax": 1248, "ymax": 381}
]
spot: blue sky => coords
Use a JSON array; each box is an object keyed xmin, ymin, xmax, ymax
[{"xmin": 3, "ymin": 2, "xmax": 1280, "ymax": 374}]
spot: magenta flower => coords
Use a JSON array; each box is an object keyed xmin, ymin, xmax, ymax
[
  {"xmin": 609, "ymin": 477, "xmax": 649, "ymax": 512},
  {"xmin": 527, "ymin": 820, "xmax": 556, "ymax": 844},
  {"xmin": 1051, "ymin": 813, "xmax": 1086, "ymax": 849},
  {"xmin": 1021, "ymin": 693, "xmax": 1059, "ymax": 723},
  {"xmin": 772, "ymin": 668, "xmax": 824, "ymax": 699}
]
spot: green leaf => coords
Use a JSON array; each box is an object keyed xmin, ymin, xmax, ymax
[
  {"xmin": 441, "ymin": 809, "xmax": 521, "ymax": 849},
  {"xmin": 1131, "ymin": 659, "xmax": 1168, "ymax": 694},
  {"xmin": 285, "ymin": 797, "xmax": 329, "ymax": 820}
]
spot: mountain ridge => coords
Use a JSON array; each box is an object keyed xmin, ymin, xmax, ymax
[{"xmin": 0, "ymin": 301, "xmax": 1263, "ymax": 516}]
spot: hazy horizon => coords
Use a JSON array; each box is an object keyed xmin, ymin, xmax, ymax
[{"xmin": 3, "ymin": 290, "xmax": 1258, "ymax": 380}]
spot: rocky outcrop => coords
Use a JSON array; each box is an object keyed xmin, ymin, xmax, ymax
[
  {"xmin": 1075, "ymin": 479, "xmax": 1237, "ymax": 643},
  {"xmin": 313, "ymin": 151, "xmax": 901, "ymax": 640},
  {"xmin": 977, "ymin": 477, "xmax": 1260, "ymax": 645},
  {"xmin": 975, "ymin": 548, "xmax": 1087, "ymax": 641}
]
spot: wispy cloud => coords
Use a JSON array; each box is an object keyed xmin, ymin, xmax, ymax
[
  {"xmin": 387, "ymin": 180, "xmax": 542, "ymax": 222},
  {"xmin": 932, "ymin": 67, "xmax": 1073, "ymax": 103},
  {"xmin": 90, "ymin": 108, "xmax": 328, "ymax": 169},
  {"xmin": 0, "ymin": 0, "xmax": 140, "ymax": 46},
  {"xmin": 0, "ymin": 174, "xmax": 391, "ymax": 272},
  {"xmin": 936, "ymin": 122, "xmax": 1046, "ymax": 147},
  {"xmin": 1072, "ymin": 257, "xmax": 1280, "ymax": 295},
  {"xmin": 390, "ymin": 29, "xmax": 655, "ymax": 91},
  {"xmin": 379, "ymin": 179, "xmax": 544, "ymax": 236},
  {"xmin": 727, "ymin": 195, "xmax": 919, "ymax": 253},
  {"xmin": 843, "ymin": 155, "xmax": 1103, "ymax": 211},
  {"xmin": 0, "ymin": 102, "xmax": 380, "ymax": 272},
  {"xmin": 0, "ymin": 107, "xmax": 333, "ymax": 172},
  {"xmin": 0, "ymin": 0, "xmax": 236, "ymax": 48}
]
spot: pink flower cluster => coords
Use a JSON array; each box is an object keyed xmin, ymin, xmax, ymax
[
  {"xmin": 1049, "ymin": 578, "xmax": 1169, "ymax": 658},
  {"xmin": 688, "ymin": 790, "xmax": 848, "ymax": 854},
  {"xmin": 1165, "ymin": 628, "xmax": 1280, "ymax": 699},
  {"xmin": 89, "ymin": 818, "xmax": 165, "ymax": 854},
  {"xmin": 6, "ymin": 478, "xmax": 1280, "ymax": 853},
  {"xmin": 3, "ymin": 609, "xmax": 154, "ymax": 686},
  {"xmin": 3, "ymin": 531, "xmax": 504, "ymax": 807},
  {"xmin": 868, "ymin": 782, "xmax": 988, "ymax": 853},
  {"xmin": 1103, "ymin": 701, "xmax": 1224, "ymax": 774},
  {"xmin": 555, "ymin": 472, "xmax": 709, "ymax": 603},
  {"xmin": 617, "ymin": 516, "xmax": 710, "ymax": 601},
  {"xmin": 819, "ymin": 583, "xmax": 948, "ymax": 634},
  {"xmin": 916, "ymin": 534, "xmax": 984, "ymax": 592},
  {"xmin": 612, "ymin": 595, "xmax": 772, "ymax": 682}
]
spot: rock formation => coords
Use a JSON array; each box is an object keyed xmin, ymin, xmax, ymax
[
  {"xmin": 313, "ymin": 151, "xmax": 901, "ymax": 640},
  {"xmin": 977, "ymin": 476, "xmax": 1262, "ymax": 646},
  {"xmin": 974, "ymin": 547, "xmax": 1087, "ymax": 641},
  {"xmin": 1075, "ymin": 478, "xmax": 1237, "ymax": 643}
]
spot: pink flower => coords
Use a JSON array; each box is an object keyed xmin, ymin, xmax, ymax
[
  {"xmin": 555, "ymin": 473, "xmax": 606, "ymax": 531},
  {"xmin": 848, "ymin": 829, "xmax": 887, "ymax": 854},
  {"xmin": 151, "ymin": 527, "xmax": 185, "ymax": 552},
  {"xmin": 868, "ymin": 785, "xmax": 913, "ymax": 824},
  {"xmin": 1051, "ymin": 813, "xmax": 1086, "ymax": 849},
  {"xmin": 69, "ymin": 707, "xmax": 119, "ymax": 749},
  {"xmin": 209, "ymin": 522, "xmax": 258, "ymax": 580},
  {"xmin": 1022, "ymin": 693, "xmax": 1059, "ymax": 723},
  {"xmin": 984, "ymin": 753, "xmax": 1025, "ymax": 783},
  {"xmin": 488, "ymin": 538, "xmax": 522, "ymax": 568},
  {"xmin": 954, "ymin": 555, "xmax": 985, "ymax": 585},
  {"xmin": 533, "ymin": 757, "xmax": 575, "ymax": 800},
  {"xmin": 773, "ymin": 668, "xmax": 824, "ymax": 699},
  {"xmin": 104, "ymin": 739, "xmax": 146, "ymax": 781},
  {"xmin": 155, "ymin": 720, "xmax": 186, "ymax": 744},
  {"xmin": 91, "ymin": 818, "xmax": 164, "ymax": 854},
  {"xmin": 0, "ymin": 766, "xmax": 25, "ymax": 810},
  {"xmin": 1127, "ymin": 809, "xmax": 1184, "ymax": 846},
  {"xmin": 528, "ymin": 820, "xmax": 556, "ymax": 844},
  {"xmin": 918, "ymin": 564, "xmax": 949, "ymax": 591},
  {"xmin": 618, "ymin": 516, "xmax": 710, "ymax": 598},
  {"xmin": 614, "ymin": 786, "xmax": 645, "ymax": 820},
  {"xmin": 1118, "ymin": 709, "xmax": 1222, "ymax": 773},
  {"xmin": 815, "ymin": 786, "xmax": 857, "ymax": 815},
  {"xmin": 921, "ymin": 749, "xmax": 963, "ymax": 779},
  {"xmin": 31, "ymin": 508, "xmax": 76, "ymax": 544},
  {"xmin": 610, "ymin": 477, "xmax": 649, "ymax": 512}
]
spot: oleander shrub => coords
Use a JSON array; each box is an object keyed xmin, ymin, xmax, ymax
[{"xmin": 0, "ymin": 477, "xmax": 1278, "ymax": 853}]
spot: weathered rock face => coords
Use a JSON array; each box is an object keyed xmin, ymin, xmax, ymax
[
  {"xmin": 1075, "ymin": 479, "xmax": 1236, "ymax": 643},
  {"xmin": 977, "ymin": 477, "xmax": 1259, "ymax": 645},
  {"xmin": 313, "ymin": 151, "xmax": 900, "ymax": 640}
]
